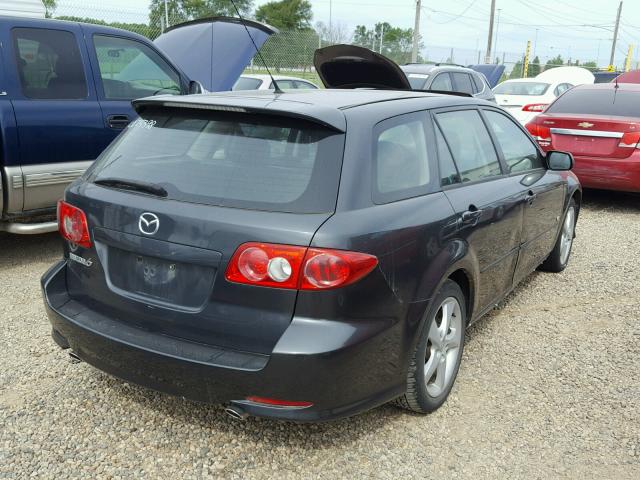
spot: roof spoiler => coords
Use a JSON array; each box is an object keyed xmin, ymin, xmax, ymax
[
  {"xmin": 416, "ymin": 89, "xmax": 473, "ymax": 97},
  {"xmin": 131, "ymin": 98, "xmax": 347, "ymax": 133}
]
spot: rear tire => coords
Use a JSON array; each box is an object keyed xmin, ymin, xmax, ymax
[
  {"xmin": 395, "ymin": 280, "xmax": 466, "ymax": 413},
  {"xmin": 539, "ymin": 198, "xmax": 577, "ymax": 273}
]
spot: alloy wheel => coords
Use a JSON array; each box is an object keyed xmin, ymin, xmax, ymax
[
  {"xmin": 560, "ymin": 206, "xmax": 575, "ymax": 266},
  {"xmin": 424, "ymin": 297, "xmax": 463, "ymax": 398}
]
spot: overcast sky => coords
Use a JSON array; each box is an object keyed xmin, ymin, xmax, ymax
[{"xmin": 56, "ymin": 0, "xmax": 640, "ymax": 66}]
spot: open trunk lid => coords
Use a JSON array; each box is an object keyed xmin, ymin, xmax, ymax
[
  {"xmin": 64, "ymin": 103, "xmax": 345, "ymax": 355},
  {"xmin": 153, "ymin": 17, "xmax": 276, "ymax": 92},
  {"xmin": 313, "ymin": 44, "xmax": 411, "ymax": 90}
]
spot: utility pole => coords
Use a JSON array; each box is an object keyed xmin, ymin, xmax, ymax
[
  {"xmin": 493, "ymin": 8, "xmax": 502, "ymax": 63},
  {"xmin": 164, "ymin": 0, "xmax": 169, "ymax": 28},
  {"xmin": 412, "ymin": 0, "xmax": 421, "ymax": 63},
  {"xmin": 329, "ymin": 0, "xmax": 333, "ymax": 41},
  {"xmin": 485, "ymin": 0, "xmax": 497, "ymax": 64},
  {"xmin": 609, "ymin": 1, "xmax": 623, "ymax": 69},
  {"xmin": 379, "ymin": 23, "xmax": 385, "ymax": 54}
]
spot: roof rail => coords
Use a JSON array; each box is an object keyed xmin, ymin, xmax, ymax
[{"xmin": 403, "ymin": 62, "xmax": 466, "ymax": 68}]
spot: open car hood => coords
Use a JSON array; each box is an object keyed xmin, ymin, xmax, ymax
[
  {"xmin": 313, "ymin": 44, "xmax": 411, "ymax": 90},
  {"xmin": 154, "ymin": 17, "xmax": 276, "ymax": 92},
  {"xmin": 468, "ymin": 64, "xmax": 505, "ymax": 88}
]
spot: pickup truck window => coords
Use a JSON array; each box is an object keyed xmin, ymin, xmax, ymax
[
  {"xmin": 93, "ymin": 35, "xmax": 181, "ymax": 100},
  {"xmin": 12, "ymin": 28, "xmax": 88, "ymax": 99}
]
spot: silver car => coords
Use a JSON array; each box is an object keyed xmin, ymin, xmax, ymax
[{"xmin": 401, "ymin": 64, "xmax": 496, "ymax": 102}]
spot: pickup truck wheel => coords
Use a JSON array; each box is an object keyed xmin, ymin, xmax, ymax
[
  {"xmin": 395, "ymin": 279, "xmax": 466, "ymax": 413},
  {"xmin": 539, "ymin": 199, "xmax": 577, "ymax": 273}
]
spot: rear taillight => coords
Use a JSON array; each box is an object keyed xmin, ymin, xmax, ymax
[
  {"xmin": 225, "ymin": 242, "xmax": 378, "ymax": 290},
  {"xmin": 57, "ymin": 200, "xmax": 91, "ymax": 248},
  {"xmin": 522, "ymin": 103, "xmax": 548, "ymax": 112},
  {"xmin": 618, "ymin": 132, "xmax": 640, "ymax": 149},
  {"xmin": 525, "ymin": 122, "xmax": 552, "ymax": 147}
]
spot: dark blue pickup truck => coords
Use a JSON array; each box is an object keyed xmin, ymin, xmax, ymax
[{"xmin": 0, "ymin": 15, "xmax": 273, "ymax": 233}]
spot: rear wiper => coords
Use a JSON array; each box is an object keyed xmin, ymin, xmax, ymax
[{"xmin": 94, "ymin": 177, "xmax": 168, "ymax": 197}]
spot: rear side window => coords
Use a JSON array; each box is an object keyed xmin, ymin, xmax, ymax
[
  {"xmin": 273, "ymin": 80, "xmax": 295, "ymax": 89},
  {"xmin": 12, "ymin": 27, "xmax": 87, "ymax": 99},
  {"xmin": 373, "ymin": 113, "xmax": 432, "ymax": 203},
  {"xmin": 294, "ymin": 80, "xmax": 317, "ymax": 89},
  {"xmin": 483, "ymin": 110, "xmax": 543, "ymax": 173},
  {"xmin": 431, "ymin": 73, "xmax": 453, "ymax": 91},
  {"xmin": 451, "ymin": 72, "xmax": 474, "ymax": 95},
  {"xmin": 546, "ymin": 87, "xmax": 640, "ymax": 117},
  {"xmin": 472, "ymin": 74, "xmax": 485, "ymax": 93},
  {"xmin": 233, "ymin": 77, "xmax": 263, "ymax": 90},
  {"xmin": 436, "ymin": 110, "xmax": 502, "ymax": 182},
  {"xmin": 89, "ymin": 107, "xmax": 345, "ymax": 214},
  {"xmin": 93, "ymin": 35, "xmax": 181, "ymax": 100}
]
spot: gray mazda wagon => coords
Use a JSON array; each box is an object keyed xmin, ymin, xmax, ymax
[{"xmin": 42, "ymin": 51, "xmax": 580, "ymax": 422}]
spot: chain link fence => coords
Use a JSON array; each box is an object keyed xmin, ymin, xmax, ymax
[{"xmin": 50, "ymin": 0, "xmax": 620, "ymax": 86}]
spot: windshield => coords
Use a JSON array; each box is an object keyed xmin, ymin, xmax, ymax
[
  {"xmin": 89, "ymin": 107, "xmax": 345, "ymax": 214},
  {"xmin": 407, "ymin": 74, "xmax": 429, "ymax": 90},
  {"xmin": 233, "ymin": 77, "xmax": 263, "ymax": 90},
  {"xmin": 494, "ymin": 81, "xmax": 550, "ymax": 95},
  {"xmin": 545, "ymin": 88, "xmax": 640, "ymax": 117}
]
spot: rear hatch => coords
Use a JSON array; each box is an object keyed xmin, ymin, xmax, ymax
[
  {"xmin": 65, "ymin": 101, "xmax": 345, "ymax": 355},
  {"xmin": 535, "ymin": 85, "xmax": 640, "ymax": 158}
]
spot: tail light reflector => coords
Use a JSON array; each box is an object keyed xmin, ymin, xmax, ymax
[
  {"xmin": 225, "ymin": 242, "xmax": 378, "ymax": 290},
  {"xmin": 245, "ymin": 396, "xmax": 313, "ymax": 408},
  {"xmin": 522, "ymin": 103, "xmax": 548, "ymax": 112},
  {"xmin": 57, "ymin": 200, "xmax": 91, "ymax": 248},
  {"xmin": 618, "ymin": 132, "xmax": 640, "ymax": 148},
  {"xmin": 525, "ymin": 122, "xmax": 552, "ymax": 147}
]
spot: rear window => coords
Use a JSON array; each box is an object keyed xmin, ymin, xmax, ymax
[
  {"xmin": 545, "ymin": 88, "xmax": 640, "ymax": 117},
  {"xmin": 89, "ymin": 107, "xmax": 345, "ymax": 213},
  {"xmin": 493, "ymin": 81, "xmax": 550, "ymax": 95}
]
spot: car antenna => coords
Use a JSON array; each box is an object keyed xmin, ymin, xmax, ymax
[{"xmin": 229, "ymin": 0, "xmax": 283, "ymax": 94}]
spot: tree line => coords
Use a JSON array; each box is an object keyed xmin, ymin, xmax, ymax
[{"xmin": 47, "ymin": 0, "xmax": 419, "ymax": 68}]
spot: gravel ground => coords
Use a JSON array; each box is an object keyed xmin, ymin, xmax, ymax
[{"xmin": 1, "ymin": 189, "xmax": 638, "ymax": 479}]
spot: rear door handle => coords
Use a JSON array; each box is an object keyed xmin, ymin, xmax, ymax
[{"xmin": 107, "ymin": 114, "xmax": 130, "ymax": 129}]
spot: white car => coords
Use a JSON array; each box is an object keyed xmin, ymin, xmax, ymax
[
  {"xmin": 493, "ymin": 78, "xmax": 575, "ymax": 124},
  {"xmin": 233, "ymin": 74, "xmax": 319, "ymax": 91},
  {"xmin": 494, "ymin": 66, "xmax": 595, "ymax": 124}
]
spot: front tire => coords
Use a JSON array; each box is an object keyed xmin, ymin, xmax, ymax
[
  {"xmin": 395, "ymin": 280, "xmax": 466, "ymax": 413},
  {"xmin": 539, "ymin": 198, "xmax": 577, "ymax": 273}
]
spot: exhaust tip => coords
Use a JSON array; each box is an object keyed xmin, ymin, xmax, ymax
[
  {"xmin": 224, "ymin": 405, "xmax": 248, "ymax": 421},
  {"xmin": 68, "ymin": 351, "xmax": 82, "ymax": 363}
]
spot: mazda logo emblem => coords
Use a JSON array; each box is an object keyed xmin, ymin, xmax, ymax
[{"xmin": 138, "ymin": 212, "xmax": 160, "ymax": 235}]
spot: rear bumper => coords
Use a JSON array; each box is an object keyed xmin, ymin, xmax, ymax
[
  {"xmin": 41, "ymin": 261, "xmax": 405, "ymax": 422},
  {"xmin": 572, "ymin": 153, "xmax": 640, "ymax": 193}
]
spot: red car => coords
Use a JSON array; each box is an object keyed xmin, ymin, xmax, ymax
[{"xmin": 526, "ymin": 83, "xmax": 640, "ymax": 192}]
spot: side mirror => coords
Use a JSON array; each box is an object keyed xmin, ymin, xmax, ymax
[
  {"xmin": 547, "ymin": 151, "xmax": 573, "ymax": 171},
  {"xmin": 188, "ymin": 80, "xmax": 204, "ymax": 95}
]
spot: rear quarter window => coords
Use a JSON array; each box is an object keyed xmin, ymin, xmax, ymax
[
  {"xmin": 373, "ymin": 112, "xmax": 436, "ymax": 203},
  {"xmin": 88, "ymin": 107, "xmax": 345, "ymax": 214}
]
